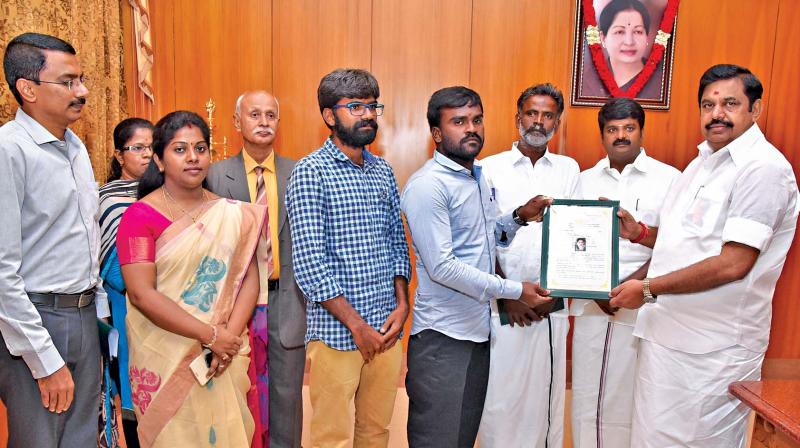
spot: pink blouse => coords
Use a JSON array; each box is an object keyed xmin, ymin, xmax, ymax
[{"xmin": 116, "ymin": 202, "xmax": 173, "ymax": 265}]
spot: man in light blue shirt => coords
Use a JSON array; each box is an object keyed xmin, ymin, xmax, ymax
[
  {"xmin": 0, "ymin": 33, "xmax": 107, "ymax": 447},
  {"xmin": 402, "ymin": 86, "xmax": 552, "ymax": 447}
]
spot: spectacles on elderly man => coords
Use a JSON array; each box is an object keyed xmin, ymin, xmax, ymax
[
  {"xmin": 26, "ymin": 74, "xmax": 89, "ymax": 91},
  {"xmin": 331, "ymin": 102, "xmax": 385, "ymax": 117},
  {"xmin": 120, "ymin": 145, "xmax": 153, "ymax": 154}
]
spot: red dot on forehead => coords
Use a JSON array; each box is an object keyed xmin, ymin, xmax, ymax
[{"xmin": 713, "ymin": 91, "xmax": 719, "ymax": 95}]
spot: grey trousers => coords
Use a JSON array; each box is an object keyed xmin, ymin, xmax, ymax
[
  {"xmin": 267, "ymin": 290, "xmax": 306, "ymax": 448},
  {"xmin": 406, "ymin": 329, "xmax": 490, "ymax": 448},
  {"xmin": 0, "ymin": 302, "xmax": 101, "ymax": 448}
]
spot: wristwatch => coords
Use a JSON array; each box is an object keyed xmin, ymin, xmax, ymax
[
  {"xmin": 512, "ymin": 206, "xmax": 529, "ymax": 226},
  {"xmin": 642, "ymin": 278, "xmax": 657, "ymax": 304}
]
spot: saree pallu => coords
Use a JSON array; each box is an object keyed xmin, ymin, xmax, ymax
[{"xmin": 127, "ymin": 199, "xmax": 265, "ymax": 448}]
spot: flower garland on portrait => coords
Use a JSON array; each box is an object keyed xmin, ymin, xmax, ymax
[{"xmin": 583, "ymin": 0, "xmax": 680, "ymax": 98}]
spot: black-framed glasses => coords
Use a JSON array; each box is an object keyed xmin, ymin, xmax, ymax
[
  {"xmin": 28, "ymin": 74, "xmax": 89, "ymax": 91},
  {"xmin": 331, "ymin": 102, "xmax": 385, "ymax": 117},
  {"xmin": 121, "ymin": 144, "xmax": 153, "ymax": 154}
]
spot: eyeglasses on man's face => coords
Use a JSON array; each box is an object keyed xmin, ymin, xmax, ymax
[
  {"xmin": 28, "ymin": 74, "xmax": 89, "ymax": 91},
  {"xmin": 331, "ymin": 102, "xmax": 385, "ymax": 117},
  {"xmin": 121, "ymin": 144, "xmax": 153, "ymax": 154}
]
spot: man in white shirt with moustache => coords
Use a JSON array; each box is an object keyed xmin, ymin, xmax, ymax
[
  {"xmin": 611, "ymin": 64, "xmax": 799, "ymax": 447},
  {"xmin": 570, "ymin": 98, "xmax": 679, "ymax": 448},
  {"xmin": 479, "ymin": 83, "xmax": 579, "ymax": 448}
]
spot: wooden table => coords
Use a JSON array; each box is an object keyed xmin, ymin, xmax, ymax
[{"xmin": 730, "ymin": 380, "xmax": 800, "ymax": 447}]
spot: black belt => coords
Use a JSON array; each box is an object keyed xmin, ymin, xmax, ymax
[
  {"xmin": 268, "ymin": 279, "xmax": 279, "ymax": 291},
  {"xmin": 28, "ymin": 289, "xmax": 96, "ymax": 309}
]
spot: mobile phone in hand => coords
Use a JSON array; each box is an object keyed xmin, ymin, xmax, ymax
[{"xmin": 189, "ymin": 348, "xmax": 213, "ymax": 385}]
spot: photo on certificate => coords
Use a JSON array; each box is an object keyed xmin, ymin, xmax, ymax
[{"xmin": 541, "ymin": 199, "xmax": 620, "ymax": 299}]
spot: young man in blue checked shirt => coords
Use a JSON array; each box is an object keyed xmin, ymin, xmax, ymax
[{"xmin": 286, "ymin": 68, "xmax": 410, "ymax": 448}]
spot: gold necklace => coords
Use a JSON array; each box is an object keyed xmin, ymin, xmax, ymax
[{"xmin": 162, "ymin": 186, "xmax": 208, "ymax": 223}]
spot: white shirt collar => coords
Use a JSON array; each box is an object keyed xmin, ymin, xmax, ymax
[
  {"xmin": 511, "ymin": 141, "xmax": 553, "ymax": 166},
  {"xmin": 598, "ymin": 148, "xmax": 650, "ymax": 174},
  {"xmin": 697, "ymin": 122, "xmax": 763, "ymax": 167}
]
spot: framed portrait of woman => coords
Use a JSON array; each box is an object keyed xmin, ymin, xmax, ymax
[{"xmin": 570, "ymin": 0, "xmax": 680, "ymax": 109}]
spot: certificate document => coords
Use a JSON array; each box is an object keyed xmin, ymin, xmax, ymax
[{"xmin": 540, "ymin": 199, "xmax": 619, "ymax": 299}]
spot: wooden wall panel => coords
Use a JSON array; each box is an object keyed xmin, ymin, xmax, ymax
[
  {"xmin": 217, "ymin": 0, "xmax": 274, "ymax": 154},
  {"xmin": 272, "ymin": 0, "xmax": 372, "ymax": 160},
  {"xmin": 145, "ymin": 1, "xmax": 272, "ymax": 155},
  {"xmin": 764, "ymin": 0, "xmax": 800, "ymax": 360},
  {"xmin": 470, "ymin": 0, "xmax": 575, "ymax": 160},
  {"xmin": 148, "ymin": 0, "xmax": 177, "ymax": 119},
  {"xmin": 171, "ymin": 0, "xmax": 272, "ymax": 157},
  {"xmin": 171, "ymin": 0, "xmax": 225, "ymax": 131},
  {"xmin": 371, "ymin": 0, "xmax": 473, "ymax": 187}
]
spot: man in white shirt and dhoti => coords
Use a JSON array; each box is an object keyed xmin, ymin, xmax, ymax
[
  {"xmin": 570, "ymin": 97, "xmax": 679, "ymax": 447},
  {"xmin": 611, "ymin": 64, "xmax": 799, "ymax": 447},
  {"xmin": 479, "ymin": 83, "xmax": 579, "ymax": 448}
]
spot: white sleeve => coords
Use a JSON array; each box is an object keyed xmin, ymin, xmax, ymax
[
  {"xmin": 0, "ymin": 142, "xmax": 64, "ymax": 378},
  {"xmin": 722, "ymin": 163, "xmax": 795, "ymax": 251}
]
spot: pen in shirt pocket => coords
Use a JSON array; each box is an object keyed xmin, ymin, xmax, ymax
[{"xmin": 490, "ymin": 187, "xmax": 496, "ymax": 201}]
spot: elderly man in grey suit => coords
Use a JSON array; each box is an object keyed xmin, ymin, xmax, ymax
[{"xmin": 207, "ymin": 90, "xmax": 306, "ymax": 448}]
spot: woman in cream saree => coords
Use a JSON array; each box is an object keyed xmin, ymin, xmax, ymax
[{"xmin": 118, "ymin": 111, "xmax": 265, "ymax": 447}]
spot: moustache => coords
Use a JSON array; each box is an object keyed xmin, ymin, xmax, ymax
[
  {"xmin": 461, "ymin": 132, "xmax": 483, "ymax": 145},
  {"xmin": 705, "ymin": 118, "xmax": 734, "ymax": 130},
  {"xmin": 613, "ymin": 138, "xmax": 632, "ymax": 146},
  {"xmin": 69, "ymin": 98, "xmax": 87, "ymax": 107},
  {"xmin": 526, "ymin": 124, "xmax": 546, "ymax": 136},
  {"xmin": 355, "ymin": 119, "xmax": 378, "ymax": 130},
  {"xmin": 254, "ymin": 127, "xmax": 275, "ymax": 135}
]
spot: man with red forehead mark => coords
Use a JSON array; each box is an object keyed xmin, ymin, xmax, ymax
[{"xmin": 610, "ymin": 64, "xmax": 799, "ymax": 446}]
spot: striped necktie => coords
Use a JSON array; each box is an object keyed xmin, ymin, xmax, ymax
[{"xmin": 254, "ymin": 166, "xmax": 274, "ymax": 277}]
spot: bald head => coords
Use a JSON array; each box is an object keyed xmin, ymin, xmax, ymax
[
  {"xmin": 235, "ymin": 90, "xmax": 280, "ymax": 117},
  {"xmin": 234, "ymin": 90, "xmax": 280, "ymax": 157}
]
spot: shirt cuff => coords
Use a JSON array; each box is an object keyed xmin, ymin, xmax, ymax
[
  {"xmin": 95, "ymin": 294, "xmax": 110, "ymax": 319},
  {"xmin": 722, "ymin": 217, "xmax": 773, "ymax": 251},
  {"xmin": 497, "ymin": 210, "xmax": 520, "ymax": 230},
  {"xmin": 94, "ymin": 282, "xmax": 110, "ymax": 319},
  {"xmin": 393, "ymin": 262, "xmax": 411, "ymax": 282},
  {"xmin": 496, "ymin": 211, "xmax": 522, "ymax": 247},
  {"xmin": 23, "ymin": 344, "xmax": 65, "ymax": 379},
  {"xmin": 496, "ymin": 278, "xmax": 523, "ymax": 300},
  {"xmin": 304, "ymin": 276, "xmax": 345, "ymax": 303}
]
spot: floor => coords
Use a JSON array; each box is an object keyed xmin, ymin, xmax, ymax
[
  {"xmin": 300, "ymin": 386, "xmax": 574, "ymax": 447},
  {"xmin": 301, "ymin": 385, "xmax": 756, "ymax": 448},
  {"xmin": 1, "ymin": 361, "xmax": 756, "ymax": 448}
]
